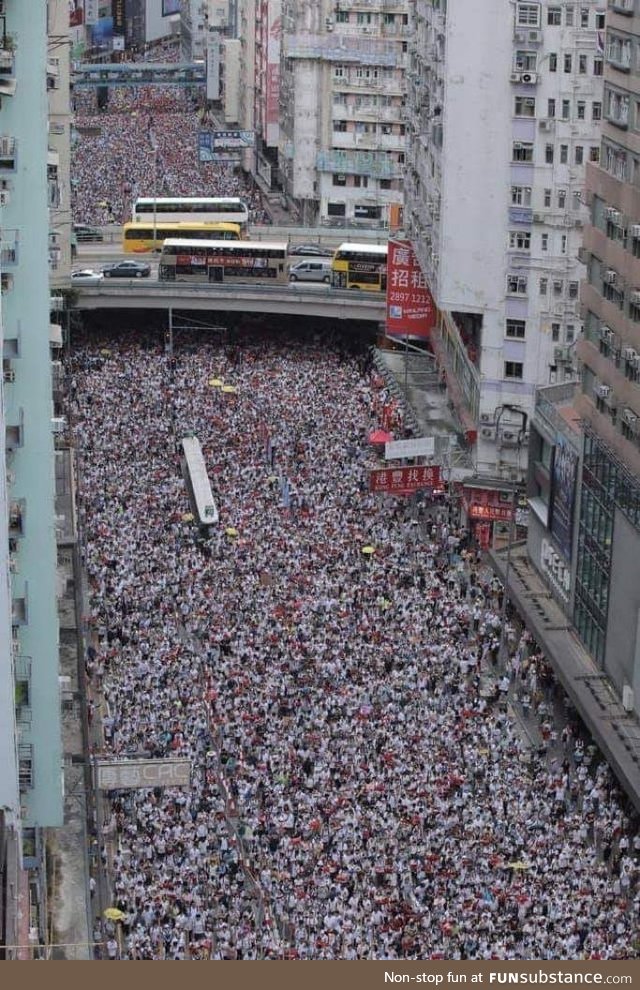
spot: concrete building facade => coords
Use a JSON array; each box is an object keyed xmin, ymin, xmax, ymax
[
  {"xmin": 1, "ymin": 0, "xmax": 63, "ymax": 832},
  {"xmin": 577, "ymin": 0, "xmax": 640, "ymax": 713},
  {"xmin": 276, "ymin": 0, "xmax": 407, "ymax": 225},
  {"xmin": 405, "ymin": 0, "xmax": 604, "ymax": 480}
]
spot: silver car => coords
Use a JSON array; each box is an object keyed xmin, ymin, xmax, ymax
[{"xmin": 288, "ymin": 259, "xmax": 332, "ymax": 283}]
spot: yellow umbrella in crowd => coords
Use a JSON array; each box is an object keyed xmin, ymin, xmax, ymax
[
  {"xmin": 507, "ymin": 862, "xmax": 531, "ymax": 871},
  {"xmin": 361, "ymin": 545, "xmax": 376, "ymax": 556},
  {"xmin": 225, "ymin": 527, "xmax": 239, "ymax": 537},
  {"xmin": 182, "ymin": 513, "xmax": 194, "ymax": 523},
  {"xmin": 209, "ymin": 378, "xmax": 224, "ymax": 387},
  {"xmin": 103, "ymin": 907, "xmax": 126, "ymax": 922},
  {"xmin": 100, "ymin": 349, "xmax": 112, "ymax": 357},
  {"xmin": 221, "ymin": 385, "xmax": 237, "ymax": 394}
]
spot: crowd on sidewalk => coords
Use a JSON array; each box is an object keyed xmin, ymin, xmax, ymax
[{"xmin": 73, "ymin": 330, "xmax": 640, "ymax": 960}]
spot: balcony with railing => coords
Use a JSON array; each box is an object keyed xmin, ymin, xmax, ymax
[
  {"xmin": 316, "ymin": 149, "xmax": 404, "ymax": 178},
  {"xmin": 0, "ymin": 135, "xmax": 16, "ymax": 171},
  {"xmin": 14, "ymin": 656, "xmax": 32, "ymax": 728},
  {"xmin": 18, "ymin": 743, "xmax": 33, "ymax": 790},
  {"xmin": 0, "ymin": 30, "xmax": 16, "ymax": 97},
  {"xmin": 331, "ymin": 129, "xmax": 405, "ymax": 152},
  {"xmin": 0, "ymin": 227, "xmax": 18, "ymax": 266}
]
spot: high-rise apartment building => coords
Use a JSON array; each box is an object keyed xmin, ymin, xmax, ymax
[
  {"xmin": 577, "ymin": 0, "xmax": 640, "ymax": 694},
  {"xmin": 1, "ymin": 1, "xmax": 63, "ymax": 829},
  {"xmin": 276, "ymin": 0, "xmax": 407, "ymax": 225},
  {"xmin": 48, "ymin": 0, "xmax": 72, "ymax": 289},
  {"xmin": 405, "ymin": 0, "xmax": 604, "ymax": 480}
]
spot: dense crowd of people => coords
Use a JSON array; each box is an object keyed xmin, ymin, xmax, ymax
[
  {"xmin": 72, "ymin": 329, "xmax": 640, "ymax": 960},
  {"xmin": 71, "ymin": 80, "xmax": 269, "ymax": 226}
]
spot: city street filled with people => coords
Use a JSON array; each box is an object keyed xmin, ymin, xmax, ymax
[
  {"xmin": 71, "ymin": 80, "xmax": 268, "ymax": 226},
  {"xmin": 71, "ymin": 326, "xmax": 640, "ymax": 961}
]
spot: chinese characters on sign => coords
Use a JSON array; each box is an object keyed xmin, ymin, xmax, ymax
[
  {"xmin": 386, "ymin": 239, "xmax": 437, "ymax": 341},
  {"xmin": 96, "ymin": 759, "xmax": 191, "ymax": 791},
  {"xmin": 464, "ymin": 488, "xmax": 515, "ymax": 523},
  {"xmin": 370, "ymin": 465, "xmax": 441, "ymax": 495}
]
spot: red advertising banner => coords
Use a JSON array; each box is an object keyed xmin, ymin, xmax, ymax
[
  {"xmin": 370, "ymin": 465, "xmax": 441, "ymax": 495},
  {"xmin": 468, "ymin": 504, "xmax": 514, "ymax": 522},
  {"xmin": 70, "ymin": 1, "xmax": 84, "ymax": 26},
  {"xmin": 386, "ymin": 239, "xmax": 437, "ymax": 340}
]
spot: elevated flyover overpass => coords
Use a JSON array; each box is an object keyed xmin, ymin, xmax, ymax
[{"xmin": 72, "ymin": 281, "xmax": 386, "ymax": 323}]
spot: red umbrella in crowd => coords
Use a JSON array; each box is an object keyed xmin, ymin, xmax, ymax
[{"xmin": 368, "ymin": 428, "xmax": 393, "ymax": 446}]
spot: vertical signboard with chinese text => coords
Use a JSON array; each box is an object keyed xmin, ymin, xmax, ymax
[{"xmin": 386, "ymin": 239, "xmax": 437, "ymax": 341}]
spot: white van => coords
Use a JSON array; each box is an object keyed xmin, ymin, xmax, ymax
[{"xmin": 288, "ymin": 259, "xmax": 332, "ymax": 283}]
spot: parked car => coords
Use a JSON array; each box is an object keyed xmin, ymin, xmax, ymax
[
  {"xmin": 101, "ymin": 260, "xmax": 151, "ymax": 278},
  {"xmin": 288, "ymin": 244, "xmax": 332, "ymax": 257},
  {"xmin": 73, "ymin": 224, "xmax": 104, "ymax": 243},
  {"xmin": 289, "ymin": 259, "xmax": 332, "ymax": 284},
  {"xmin": 71, "ymin": 268, "xmax": 104, "ymax": 284}
]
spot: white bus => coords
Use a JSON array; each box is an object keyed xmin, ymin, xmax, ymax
[
  {"xmin": 132, "ymin": 196, "xmax": 250, "ymax": 227},
  {"xmin": 159, "ymin": 238, "xmax": 289, "ymax": 284},
  {"xmin": 180, "ymin": 436, "xmax": 218, "ymax": 530}
]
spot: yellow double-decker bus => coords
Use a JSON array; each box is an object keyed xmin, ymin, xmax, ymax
[
  {"xmin": 330, "ymin": 242, "xmax": 388, "ymax": 292},
  {"xmin": 122, "ymin": 221, "xmax": 241, "ymax": 253}
]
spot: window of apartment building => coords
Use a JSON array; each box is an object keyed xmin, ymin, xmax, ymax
[
  {"xmin": 562, "ymin": 99, "xmax": 571, "ymax": 119},
  {"xmin": 539, "ymin": 277, "xmax": 548, "ymax": 295},
  {"xmin": 510, "ymin": 230, "xmax": 531, "ymax": 250},
  {"xmin": 506, "ymin": 319, "xmax": 526, "ymax": 338},
  {"xmin": 333, "ymin": 65, "xmax": 345, "ymax": 78},
  {"xmin": 541, "ymin": 232, "xmax": 549, "ymax": 251},
  {"xmin": 596, "ymin": 12, "xmax": 605, "ymax": 29},
  {"xmin": 383, "ymin": 12, "xmax": 395, "ymax": 23},
  {"xmin": 590, "ymin": 145, "xmax": 600, "ymax": 163},
  {"xmin": 566, "ymin": 325, "xmax": 575, "ymax": 342},
  {"xmin": 504, "ymin": 361, "xmax": 524, "ymax": 379},
  {"xmin": 604, "ymin": 140, "xmax": 629, "ymax": 181},
  {"xmin": 564, "ymin": 53, "xmax": 573, "ymax": 73},
  {"xmin": 569, "ymin": 281, "xmax": 579, "ymax": 299},
  {"xmin": 357, "ymin": 12, "xmax": 372, "ymax": 24},
  {"xmin": 594, "ymin": 58, "xmax": 603, "ymax": 76},
  {"xmin": 561, "ymin": 234, "xmax": 567, "ymax": 254},
  {"xmin": 552, "ymin": 323, "xmax": 561, "ymax": 341},
  {"xmin": 336, "ymin": 10, "xmax": 349, "ymax": 21},
  {"xmin": 565, "ymin": 5, "xmax": 575, "ymax": 25},
  {"xmin": 606, "ymin": 87, "xmax": 630, "ymax": 127},
  {"xmin": 577, "ymin": 100, "xmax": 586, "ymax": 120},
  {"xmin": 607, "ymin": 35, "xmax": 632, "ymax": 70},
  {"xmin": 517, "ymin": 3, "xmax": 541, "ymax": 26},
  {"xmin": 352, "ymin": 175, "xmax": 369, "ymax": 187},
  {"xmin": 327, "ymin": 202, "xmax": 346, "ymax": 216},
  {"xmin": 575, "ymin": 145, "xmax": 584, "ymax": 164},
  {"xmin": 547, "ymin": 6, "xmax": 561, "ymax": 24},
  {"xmin": 544, "ymin": 188, "xmax": 552, "ymax": 207},
  {"xmin": 380, "ymin": 179, "xmax": 392, "ymax": 189},
  {"xmin": 511, "ymin": 185, "xmax": 532, "ymax": 205},
  {"xmin": 515, "ymin": 95, "xmax": 536, "ymax": 117},
  {"xmin": 547, "ymin": 98, "xmax": 556, "ymax": 117},
  {"xmin": 592, "ymin": 101, "xmax": 602, "ymax": 120},
  {"xmin": 507, "ymin": 274, "xmax": 528, "ymax": 294},
  {"xmin": 553, "ymin": 279, "xmax": 564, "ymax": 296},
  {"xmin": 332, "ymin": 174, "xmax": 347, "ymax": 186},
  {"xmin": 333, "ymin": 120, "xmax": 348, "ymax": 132},
  {"xmin": 512, "ymin": 142, "xmax": 534, "ymax": 162},
  {"xmin": 515, "ymin": 50, "xmax": 538, "ymax": 71},
  {"xmin": 549, "ymin": 53, "xmax": 558, "ymax": 72},
  {"xmin": 558, "ymin": 189, "xmax": 567, "ymax": 208},
  {"xmin": 545, "ymin": 143, "xmax": 555, "ymax": 164},
  {"xmin": 580, "ymin": 6, "xmax": 589, "ymax": 26},
  {"xmin": 560, "ymin": 144, "xmax": 569, "ymax": 164}
]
